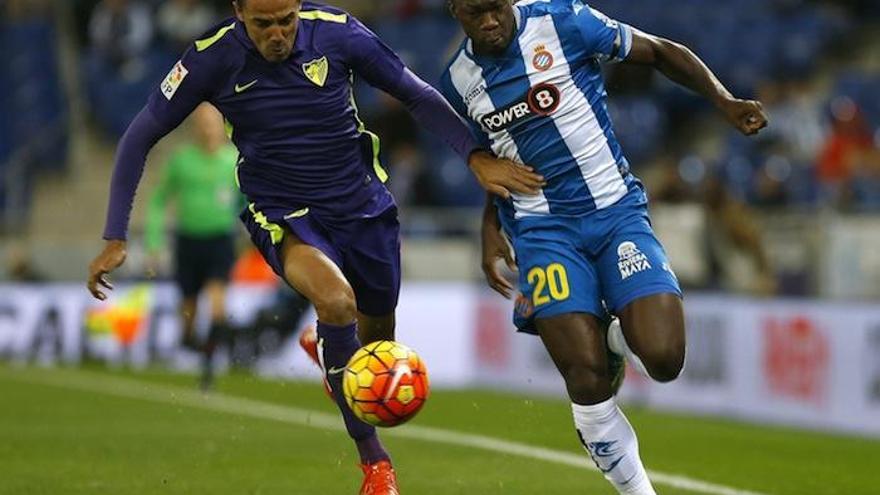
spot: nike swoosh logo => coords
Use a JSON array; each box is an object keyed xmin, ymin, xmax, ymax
[
  {"xmin": 327, "ymin": 367, "xmax": 345, "ymax": 375},
  {"xmin": 234, "ymin": 80, "xmax": 258, "ymax": 93},
  {"xmin": 383, "ymin": 364, "xmax": 413, "ymax": 401}
]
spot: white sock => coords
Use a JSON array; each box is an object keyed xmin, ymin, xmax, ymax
[
  {"xmin": 572, "ymin": 399, "xmax": 656, "ymax": 495},
  {"xmin": 607, "ymin": 319, "xmax": 650, "ymax": 378}
]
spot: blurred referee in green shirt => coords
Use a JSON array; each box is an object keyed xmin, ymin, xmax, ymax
[{"xmin": 145, "ymin": 103, "xmax": 240, "ymax": 389}]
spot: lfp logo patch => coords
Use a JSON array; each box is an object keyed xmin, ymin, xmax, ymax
[{"xmin": 161, "ymin": 60, "xmax": 189, "ymax": 100}]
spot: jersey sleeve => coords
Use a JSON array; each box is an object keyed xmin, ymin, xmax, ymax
[
  {"xmin": 102, "ymin": 44, "xmax": 222, "ymax": 241},
  {"xmin": 439, "ymin": 69, "xmax": 491, "ymax": 149},
  {"xmin": 344, "ymin": 16, "xmax": 407, "ymax": 93},
  {"xmin": 145, "ymin": 43, "xmax": 221, "ymax": 129},
  {"xmin": 573, "ymin": 4, "xmax": 633, "ymax": 63}
]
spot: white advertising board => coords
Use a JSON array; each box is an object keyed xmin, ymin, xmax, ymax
[{"xmin": 1, "ymin": 284, "xmax": 876, "ymax": 436}]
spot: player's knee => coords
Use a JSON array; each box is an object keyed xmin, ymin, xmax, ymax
[
  {"xmin": 561, "ymin": 363, "xmax": 609, "ymax": 403},
  {"xmin": 312, "ymin": 289, "xmax": 357, "ymax": 325},
  {"xmin": 641, "ymin": 342, "xmax": 685, "ymax": 383}
]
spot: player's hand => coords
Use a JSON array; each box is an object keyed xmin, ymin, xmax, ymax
[
  {"xmin": 481, "ymin": 222, "xmax": 517, "ymax": 299},
  {"xmin": 87, "ymin": 240, "xmax": 127, "ymax": 301},
  {"xmin": 719, "ymin": 98, "xmax": 768, "ymax": 136},
  {"xmin": 468, "ymin": 150, "xmax": 545, "ymax": 199}
]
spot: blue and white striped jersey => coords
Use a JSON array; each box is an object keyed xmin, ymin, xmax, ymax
[{"xmin": 440, "ymin": 0, "xmax": 641, "ymax": 219}]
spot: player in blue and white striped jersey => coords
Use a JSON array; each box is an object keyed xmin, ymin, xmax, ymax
[{"xmin": 442, "ymin": 1, "xmax": 768, "ymax": 493}]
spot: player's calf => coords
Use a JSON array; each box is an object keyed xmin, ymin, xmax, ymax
[{"xmin": 317, "ymin": 321, "xmax": 391, "ymax": 466}]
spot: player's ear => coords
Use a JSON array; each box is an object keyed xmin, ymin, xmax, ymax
[{"xmin": 232, "ymin": 1, "xmax": 244, "ymax": 22}]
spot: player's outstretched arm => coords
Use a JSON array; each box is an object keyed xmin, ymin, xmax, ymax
[
  {"xmin": 480, "ymin": 193, "xmax": 516, "ymax": 298},
  {"xmin": 624, "ymin": 30, "xmax": 768, "ymax": 136},
  {"xmin": 88, "ymin": 42, "xmax": 217, "ymax": 300},
  {"xmin": 87, "ymin": 107, "xmax": 171, "ymax": 300},
  {"xmin": 345, "ymin": 17, "xmax": 544, "ymax": 197}
]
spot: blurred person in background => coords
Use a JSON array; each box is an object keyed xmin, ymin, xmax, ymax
[
  {"xmin": 85, "ymin": 0, "xmax": 544, "ymax": 492},
  {"xmin": 817, "ymin": 97, "xmax": 878, "ymax": 209},
  {"xmin": 157, "ymin": 0, "xmax": 218, "ymax": 52},
  {"xmin": 445, "ymin": 1, "xmax": 767, "ymax": 494},
  {"xmin": 144, "ymin": 102, "xmax": 240, "ymax": 389},
  {"xmin": 368, "ymin": 93, "xmax": 431, "ymax": 207},
  {"xmin": 4, "ymin": 244, "xmax": 46, "ymax": 283},
  {"xmin": 88, "ymin": 0, "xmax": 154, "ymax": 76},
  {"xmin": 756, "ymin": 77, "xmax": 826, "ymax": 165},
  {"xmin": 703, "ymin": 175, "xmax": 777, "ymax": 296}
]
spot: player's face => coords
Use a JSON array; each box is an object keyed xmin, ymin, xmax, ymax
[
  {"xmin": 234, "ymin": 0, "xmax": 301, "ymax": 63},
  {"xmin": 451, "ymin": 0, "xmax": 516, "ymax": 56}
]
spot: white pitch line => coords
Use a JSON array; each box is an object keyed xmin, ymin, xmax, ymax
[{"xmin": 0, "ymin": 368, "xmax": 769, "ymax": 495}]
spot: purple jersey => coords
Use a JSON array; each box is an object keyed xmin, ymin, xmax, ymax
[
  {"xmin": 102, "ymin": 3, "xmax": 478, "ymax": 240},
  {"xmin": 153, "ymin": 8, "xmax": 401, "ymax": 218}
]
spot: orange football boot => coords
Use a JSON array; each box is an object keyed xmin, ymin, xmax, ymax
[
  {"xmin": 298, "ymin": 326, "xmax": 334, "ymax": 397},
  {"xmin": 359, "ymin": 460, "xmax": 399, "ymax": 495}
]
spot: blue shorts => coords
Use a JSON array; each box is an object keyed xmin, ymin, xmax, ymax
[
  {"xmin": 501, "ymin": 188, "xmax": 682, "ymax": 334},
  {"xmin": 241, "ymin": 203, "xmax": 401, "ymax": 317}
]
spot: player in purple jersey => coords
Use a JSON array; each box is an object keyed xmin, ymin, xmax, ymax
[
  {"xmin": 85, "ymin": 0, "xmax": 545, "ymax": 493},
  {"xmin": 447, "ymin": 1, "xmax": 768, "ymax": 494}
]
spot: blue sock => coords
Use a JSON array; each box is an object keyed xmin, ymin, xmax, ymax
[{"xmin": 316, "ymin": 321, "xmax": 390, "ymax": 465}]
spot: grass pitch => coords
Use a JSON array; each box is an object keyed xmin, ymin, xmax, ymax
[{"xmin": 0, "ymin": 365, "xmax": 875, "ymax": 495}]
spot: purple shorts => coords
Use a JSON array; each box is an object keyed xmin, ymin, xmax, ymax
[{"xmin": 241, "ymin": 204, "xmax": 401, "ymax": 316}]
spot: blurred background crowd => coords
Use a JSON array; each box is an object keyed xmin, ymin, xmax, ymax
[{"xmin": 2, "ymin": 0, "xmax": 880, "ymax": 300}]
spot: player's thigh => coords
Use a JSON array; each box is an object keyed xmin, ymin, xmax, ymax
[
  {"xmin": 241, "ymin": 206, "xmax": 353, "ymax": 315},
  {"xmin": 343, "ymin": 208, "xmax": 401, "ymax": 318},
  {"xmin": 617, "ymin": 293, "xmax": 685, "ymax": 379},
  {"xmin": 511, "ymin": 221, "xmax": 603, "ymax": 334},
  {"xmin": 279, "ymin": 232, "xmax": 354, "ymax": 314}
]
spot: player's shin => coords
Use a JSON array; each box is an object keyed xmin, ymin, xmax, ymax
[
  {"xmin": 316, "ymin": 321, "xmax": 390, "ymax": 465},
  {"xmin": 572, "ymin": 399, "xmax": 656, "ymax": 495}
]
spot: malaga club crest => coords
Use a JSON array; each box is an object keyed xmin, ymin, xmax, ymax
[
  {"xmin": 532, "ymin": 44, "xmax": 554, "ymax": 72},
  {"xmin": 303, "ymin": 56, "xmax": 329, "ymax": 87}
]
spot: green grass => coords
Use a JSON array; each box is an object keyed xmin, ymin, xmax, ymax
[{"xmin": 0, "ymin": 365, "xmax": 876, "ymax": 495}]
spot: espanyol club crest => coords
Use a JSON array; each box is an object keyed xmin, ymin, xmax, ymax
[{"xmin": 532, "ymin": 44, "xmax": 554, "ymax": 72}]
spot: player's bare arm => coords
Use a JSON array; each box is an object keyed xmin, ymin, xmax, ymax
[
  {"xmin": 480, "ymin": 193, "xmax": 516, "ymax": 298},
  {"xmin": 624, "ymin": 30, "xmax": 769, "ymax": 136}
]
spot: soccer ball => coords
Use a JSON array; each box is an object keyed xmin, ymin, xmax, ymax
[{"xmin": 343, "ymin": 340, "xmax": 430, "ymax": 427}]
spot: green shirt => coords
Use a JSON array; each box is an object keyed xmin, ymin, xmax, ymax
[{"xmin": 145, "ymin": 143, "xmax": 241, "ymax": 252}]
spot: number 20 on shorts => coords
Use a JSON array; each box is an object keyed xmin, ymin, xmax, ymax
[{"xmin": 527, "ymin": 263, "xmax": 570, "ymax": 306}]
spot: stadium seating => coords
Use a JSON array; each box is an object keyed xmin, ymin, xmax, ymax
[{"xmin": 0, "ymin": 16, "xmax": 68, "ymax": 225}]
